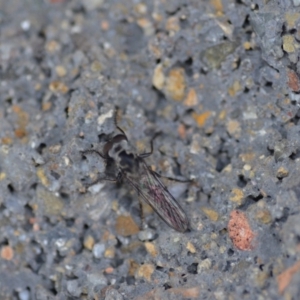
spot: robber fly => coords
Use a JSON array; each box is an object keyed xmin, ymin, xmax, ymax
[{"xmin": 81, "ymin": 125, "xmax": 190, "ymax": 233}]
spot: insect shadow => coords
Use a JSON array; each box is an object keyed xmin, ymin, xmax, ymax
[{"xmin": 81, "ymin": 125, "xmax": 190, "ymax": 233}]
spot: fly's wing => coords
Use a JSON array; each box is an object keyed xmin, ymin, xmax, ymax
[{"xmin": 125, "ymin": 160, "xmax": 189, "ymax": 232}]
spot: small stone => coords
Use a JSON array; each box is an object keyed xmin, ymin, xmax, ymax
[
  {"xmin": 276, "ymin": 166, "xmax": 289, "ymax": 179},
  {"xmin": 1, "ymin": 137, "xmax": 12, "ymax": 145},
  {"xmin": 104, "ymin": 247, "xmax": 115, "ymax": 259},
  {"xmin": 49, "ymin": 81, "xmax": 69, "ymax": 94},
  {"xmin": 42, "ymin": 102, "xmax": 52, "ymax": 111},
  {"xmin": 211, "ymin": 0, "xmax": 223, "ymax": 14},
  {"xmin": 0, "ymin": 172, "xmax": 6, "ymax": 180},
  {"xmin": 138, "ymin": 229, "xmax": 155, "ymax": 241},
  {"xmin": 166, "ymin": 16, "xmax": 180, "ymax": 33},
  {"xmin": 256, "ymin": 209, "xmax": 272, "ymax": 224},
  {"xmin": 282, "ymin": 35, "xmax": 296, "ymax": 53},
  {"xmin": 14, "ymin": 128, "xmax": 27, "ymax": 139},
  {"xmin": 197, "ymin": 258, "xmax": 212, "ymax": 273},
  {"xmin": 152, "ymin": 64, "xmax": 165, "ymax": 91},
  {"xmin": 104, "ymin": 267, "xmax": 114, "ymax": 274},
  {"xmin": 202, "ymin": 207, "xmax": 219, "ymax": 221},
  {"xmin": 243, "ymin": 41, "xmax": 252, "ymax": 50},
  {"xmin": 202, "ymin": 41, "xmax": 238, "ymax": 69},
  {"xmin": 18, "ymin": 289, "xmax": 30, "ymax": 300},
  {"xmin": 20, "ymin": 20, "xmax": 30, "ymax": 31},
  {"xmin": 165, "ymin": 68, "xmax": 186, "ymax": 101},
  {"xmin": 184, "ymin": 88, "xmax": 198, "ymax": 107},
  {"xmin": 128, "ymin": 259, "xmax": 139, "ymax": 276},
  {"xmin": 287, "ymin": 69, "xmax": 300, "ymax": 92},
  {"xmin": 91, "ymin": 60, "xmax": 102, "ymax": 72},
  {"xmin": 45, "ymin": 40, "xmax": 60, "ymax": 53},
  {"xmin": 97, "ymin": 109, "xmax": 114, "ymax": 126},
  {"xmin": 136, "ymin": 264, "xmax": 155, "ymax": 281},
  {"xmin": 55, "ymin": 65, "xmax": 67, "ymax": 77},
  {"xmin": 192, "ymin": 111, "xmax": 212, "ymax": 127},
  {"xmin": 228, "ymin": 210, "xmax": 255, "ymax": 251},
  {"xmin": 228, "ymin": 80, "xmax": 242, "ymax": 97},
  {"xmin": 144, "ymin": 242, "xmax": 158, "ymax": 257},
  {"xmin": 277, "ymin": 260, "xmax": 300, "ymax": 294},
  {"xmin": 115, "ymin": 215, "xmax": 139, "ymax": 237},
  {"xmin": 83, "ymin": 235, "xmax": 95, "ymax": 250},
  {"xmin": 93, "ymin": 243, "xmax": 105, "ymax": 259},
  {"xmin": 135, "ymin": 3, "xmax": 147, "ymax": 14},
  {"xmin": 37, "ymin": 187, "xmax": 64, "ymax": 216},
  {"xmin": 229, "ymin": 188, "xmax": 244, "ymax": 205},
  {"xmin": 186, "ymin": 241, "xmax": 196, "ymax": 253},
  {"xmin": 67, "ymin": 279, "xmax": 82, "ymax": 298},
  {"xmin": 285, "ymin": 12, "xmax": 300, "ymax": 29},
  {"xmin": 1, "ymin": 246, "xmax": 14, "ymax": 260},
  {"xmin": 226, "ymin": 120, "xmax": 241, "ymax": 139}
]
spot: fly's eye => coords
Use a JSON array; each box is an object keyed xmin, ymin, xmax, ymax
[{"xmin": 115, "ymin": 145, "xmax": 122, "ymax": 152}]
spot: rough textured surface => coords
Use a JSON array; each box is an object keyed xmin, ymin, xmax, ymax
[{"xmin": 0, "ymin": 0, "xmax": 300, "ymax": 299}]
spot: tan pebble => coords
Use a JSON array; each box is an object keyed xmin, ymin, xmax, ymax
[
  {"xmin": 165, "ymin": 68, "xmax": 186, "ymax": 101},
  {"xmin": 228, "ymin": 80, "xmax": 242, "ymax": 97},
  {"xmin": 192, "ymin": 111, "xmax": 212, "ymax": 127},
  {"xmin": 128, "ymin": 259, "xmax": 139, "ymax": 276},
  {"xmin": 166, "ymin": 16, "xmax": 180, "ymax": 33},
  {"xmin": 91, "ymin": 61, "xmax": 102, "ymax": 72},
  {"xmin": 115, "ymin": 215, "xmax": 139, "ymax": 236},
  {"xmin": 229, "ymin": 188, "xmax": 244, "ymax": 205},
  {"xmin": 202, "ymin": 207, "xmax": 219, "ymax": 221},
  {"xmin": 152, "ymin": 64, "xmax": 165, "ymax": 90},
  {"xmin": 186, "ymin": 241, "xmax": 196, "ymax": 253},
  {"xmin": 243, "ymin": 41, "xmax": 252, "ymax": 50},
  {"xmin": 1, "ymin": 137, "xmax": 13, "ymax": 145},
  {"xmin": 14, "ymin": 128, "xmax": 27, "ymax": 139},
  {"xmin": 42, "ymin": 102, "xmax": 52, "ymax": 111},
  {"xmin": 0, "ymin": 172, "xmax": 7, "ymax": 180},
  {"xmin": 135, "ymin": 3, "xmax": 147, "ymax": 14},
  {"xmin": 46, "ymin": 40, "xmax": 60, "ymax": 53},
  {"xmin": 104, "ymin": 247, "xmax": 115, "ymax": 259},
  {"xmin": 55, "ymin": 65, "xmax": 67, "ymax": 77},
  {"xmin": 184, "ymin": 88, "xmax": 198, "ymax": 107},
  {"xmin": 226, "ymin": 119, "xmax": 241, "ymax": 138},
  {"xmin": 83, "ymin": 235, "xmax": 95, "ymax": 250},
  {"xmin": 136, "ymin": 264, "xmax": 154, "ymax": 281},
  {"xmin": 36, "ymin": 168, "xmax": 49, "ymax": 187},
  {"xmin": 49, "ymin": 81, "xmax": 69, "ymax": 94},
  {"xmin": 256, "ymin": 209, "xmax": 272, "ymax": 224},
  {"xmin": 1, "ymin": 246, "xmax": 14, "ymax": 260},
  {"xmin": 282, "ymin": 35, "xmax": 296, "ymax": 53},
  {"xmin": 144, "ymin": 242, "xmax": 158, "ymax": 257},
  {"xmin": 276, "ymin": 166, "xmax": 289, "ymax": 178},
  {"xmin": 210, "ymin": 0, "xmax": 223, "ymax": 15}
]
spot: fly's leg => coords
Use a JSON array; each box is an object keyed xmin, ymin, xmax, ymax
[
  {"xmin": 153, "ymin": 171, "xmax": 192, "ymax": 183},
  {"xmin": 139, "ymin": 132, "xmax": 161, "ymax": 158},
  {"xmin": 81, "ymin": 149, "xmax": 104, "ymax": 158},
  {"xmin": 83, "ymin": 176, "xmax": 118, "ymax": 189}
]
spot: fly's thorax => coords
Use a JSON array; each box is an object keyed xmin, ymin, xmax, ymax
[{"xmin": 108, "ymin": 140, "xmax": 139, "ymax": 174}]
